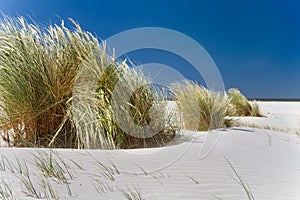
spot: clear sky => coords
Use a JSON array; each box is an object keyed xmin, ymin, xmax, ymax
[{"xmin": 0, "ymin": 0, "xmax": 299, "ymax": 98}]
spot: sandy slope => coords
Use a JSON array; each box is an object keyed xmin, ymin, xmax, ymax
[{"xmin": 0, "ymin": 102, "xmax": 299, "ymax": 200}]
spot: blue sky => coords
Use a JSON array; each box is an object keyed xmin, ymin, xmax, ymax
[{"xmin": 0, "ymin": 0, "xmax": 299, "ymax": 98}]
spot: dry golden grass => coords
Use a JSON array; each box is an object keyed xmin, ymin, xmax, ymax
[
  {"xmin": 171, "ymin": 80, "xmax": 229, "ymax": 131},
  {"xmin": 227, "ymin": 88, "xmax": 262, "ymax": 117}
]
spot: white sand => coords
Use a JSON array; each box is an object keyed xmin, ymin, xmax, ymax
[
  {"xmin": 234, "ymin": 101, "xmax": 300, "ymax": 134},
  {"xmin": 0, "ymin": 102, "xmax": 299, "ymax": 199}
]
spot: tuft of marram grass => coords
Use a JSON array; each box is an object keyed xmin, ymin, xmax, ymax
[
  {"xmin": 171, "ymin": 80, "xmax": 229, "ymax": 131},
  {"xmin": 72, "ymin": 45, "xmax": 178, "ymax": 149},
  {"xmin": 93, "ymin": 62, "xmax": 178, "ymax": 149},
  {"xmin": 227, "ymin": 88, "xmax": 262, "ymax": 117},
  {"xmin": 0, "ymin": 15, "xmax": 97, "ymax": 148}
]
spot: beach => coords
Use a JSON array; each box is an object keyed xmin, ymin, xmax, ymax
[{"xmin": 0, "ymin": 101, "xmax": 299, "ymax": 199}]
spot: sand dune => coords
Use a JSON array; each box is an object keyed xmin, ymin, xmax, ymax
[{"xmin": 0, "ymin": 102, "xmax": 299, "ymax": 199}]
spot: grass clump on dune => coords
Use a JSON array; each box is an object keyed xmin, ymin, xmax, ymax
[
  {"xmin": 0, "ymin": 15, "xmax": 177, "ymax": 149},
  {"xmin": 0, "ymin": 16, "xmax": 96, "ymax": 147},
  {"xmin": 171, "ymin": 80, "xmax": 229, "ymax": 131},
  {"xmin": 73, "ymin": 44, "xmax": 177, "ymax": 149},
  {"xmin": 94, "ymin": 62, "xmax": 177, "ymax": 149},
  {"xmin": 227, "ymin": 88, "xmax": 262, "ymax": 117}
]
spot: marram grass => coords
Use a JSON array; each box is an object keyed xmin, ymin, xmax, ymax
[
  {"xmin": 0, "ymin": 16, "xmax": 95, "ymax": 147},
  {"xmin": 94, "ymin": 63, "xmax": 177, "ymax": 149},
  {"xmin": 0, "ymin": 15, "xmax": 177, "ymax": 149},
  {"xmin": 171, "ymin": 80, "xmax": 229, "ymax": 131},
  {"xmin": 171, "ymin": 81, "xmax": 262, "ymax": 132},
  {"xmin": 0, "ymin": 15, "xmax": 260, "ymax": 148},
  {"xmin": 73, "ymin": 47, "xmax": 177, "ymax": 149},
  {"xmin": 227, "ymin": 88, "xmax": 262, "ymax": 117}
]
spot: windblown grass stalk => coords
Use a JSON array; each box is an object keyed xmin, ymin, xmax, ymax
[
  {"xmin": 223, "ymin": 155, "xmax": 255, "ymax": 200},
  {"xmin": 94, "ymin": 159, "xmax": 119, "ymax": 181},
  {"xmin": 92, "ymin": 177, "xmax": 114, "ymax": 194},
  {"xmin": 120, "ymin": 186, "xmax": 145, "ymax": 200},
  {"xmin": 0, "ymin": 180, "xmax": 14, "ymax": 200},
  {"xmin": 227, "ymin": 88, "xmax": 262, "ymax": 117},
  {"xmin": 171, "ymin": 80, "xmax": 229, "ymax": 131}
]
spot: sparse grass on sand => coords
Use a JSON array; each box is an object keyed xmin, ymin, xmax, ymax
[
  {"xmin": 32, "ymin": 150, "xmax": 73, "ymax": 183},
  {"xmin": 223, "ymin": 155, "xmax": 255, "ymax": 200},
  {"xmin": 0, "ymin": 152, "xmax": 75, "ymax": 199},
  {"xmin": 0, "ymin": 179, "xmax": 14, "ymax": 200},
  {"xmin": 120, "ymin": 186, "xmax": 145, "ymax": 200}
]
